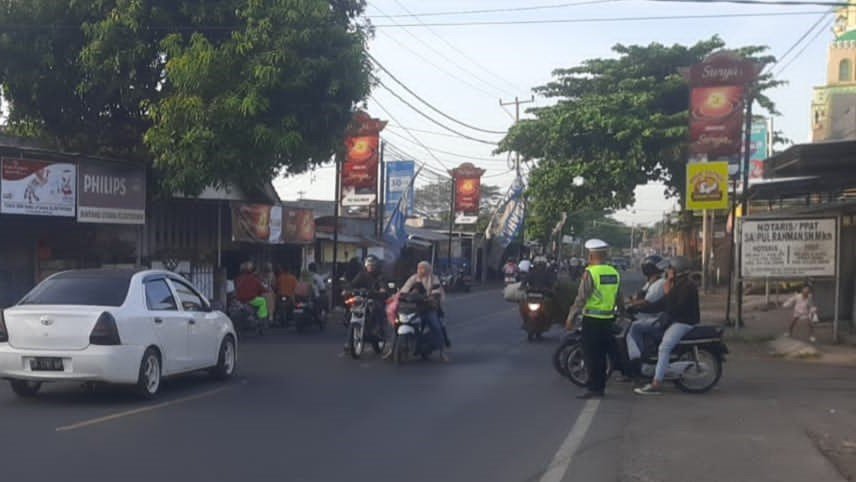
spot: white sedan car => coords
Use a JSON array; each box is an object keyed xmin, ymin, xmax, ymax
[{"xmin": 0, "ymin": 269, "xmax": 237, "ymax": 399}]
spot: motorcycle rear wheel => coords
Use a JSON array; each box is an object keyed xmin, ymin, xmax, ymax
[
  {"xmin": 673, "ymin": 347, "xmax": 722, "ymax": 394},
  {"xmin": 562, "ymin": 342, "xmax": 613, "ymax": 388}
]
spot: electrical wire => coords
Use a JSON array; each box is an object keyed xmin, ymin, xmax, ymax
[
  {"xmin": 370, "ymin": 3, "xmax": 510, "ymax": 98},
  {"xmin": 648, "ymin": 0, "xmax": 853, "ymax": 6},
  {"xmin": 376, "ymin": 82, "xmax": 500, "ymax": 145},
  {"xmin": 388, "ymin": 0, "xmax": 526, "ymax": 94},
  {"xmin": 382, "ymin": 129, "xmax": 510, "ymax": 163},
  {"xmin": 372, "ymin": 10, "xmax": 829, "ymax": 28},
  {"xmin": 774, "ymin": 16, "xmax": 836, "ymax": 75},
  {"xmin": 372, "ymin": 96, "xmax": 453, "ymax": 173},
  {"xmin": 373, "ymin": 30, "xmax": 498, "ymax": 98},
  {"xmin": 369, "ymin": 53, "xmax": 508, "ymax": 135},
  {"xmin": 764, "ymin": 10, "xmax": 833, "ymax": 74},
  {"xmin": 373, "ymin": 0, "xmax": 621, "ymax": 18}
]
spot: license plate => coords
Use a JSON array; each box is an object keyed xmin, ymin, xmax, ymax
[{"xmin": 30, "ymin": 357, "xmax": 64, "ymax": 371}]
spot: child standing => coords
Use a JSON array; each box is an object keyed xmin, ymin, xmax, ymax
[{"xmin": 783, "ymin": 286, "xmax": 818, "ymax": 343}]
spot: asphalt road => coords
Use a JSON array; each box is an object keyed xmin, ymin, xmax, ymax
[{"xmin": 0, "ymin": 271, "xmax": 644, "ymax": 482}]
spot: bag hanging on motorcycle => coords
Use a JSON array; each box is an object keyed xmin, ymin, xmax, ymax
[{"xmin": 503, "ymin": 282, "xmax": 526, "ymax": 303}]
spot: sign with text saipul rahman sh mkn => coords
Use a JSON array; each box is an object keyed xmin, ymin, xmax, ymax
[{"xmin": 741, "ymin": 218, "xmax": 837, "ymax": 278}]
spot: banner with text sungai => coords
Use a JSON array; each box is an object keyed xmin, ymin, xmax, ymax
[{"xmin": 741, "ymin": 218, "xmax": 837, "ymax": 278}]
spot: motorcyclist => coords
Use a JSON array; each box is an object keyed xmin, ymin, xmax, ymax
[
  {"xmin": 503, "ymin": 259, "xmax": 518, "ymax": 283},
  {"xmin": 400, "ymin": 261, "xmax": 448, "ymax": 362},
  {"xmin": 525, "ymin": 256, "xmax": 556, "ymax": 292},
  {"xmin": 234, "ymin": 261, "xmax": 270, "ymax": 320},
  {"xmin": 349, "ymin": 255, "xmax": 389, "ymax": 338},
  {"xmin": 635, "ymin": 256, "xmax": 700, "ymax": 396},
  {"xmin": 624, "ymin": 255, "xmax": 667, "ymax": 380}
]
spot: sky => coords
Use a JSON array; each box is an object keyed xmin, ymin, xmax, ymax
[{"xmin": 275, "ymin": 0, "xmax": 837, "ymax": 226}]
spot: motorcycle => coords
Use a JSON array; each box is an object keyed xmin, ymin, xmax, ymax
[
  {"xmin": 553, "ymin": 317, "xmax": 727, "ymax": 394},
  {"xmin": 343, "ymin": 288, "xmax": 387, "ymax": 359},
  {"xmin": 292, "ymin": 294, "xmax": 327, "ymax": 333},
  {"xmin": 275, "ymin": 295, "xmax": 294, "ymax": 328},
  {"xmin": 391, "ymin": 292, "xmax": 449, "ymax": 365},
  {"xmin": 226, "ymin": 293, "xmax": 265, "ymax": 336},
  {"xmin": 442, "ymin": 269, "xmax": 472, "ymax": 293},
  {"xmin": 520, "ymin": 289, "xmax": 554, "ymax": 342}
]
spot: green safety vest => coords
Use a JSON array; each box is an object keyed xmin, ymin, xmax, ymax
[{"xmin": 584, "ymin": 264, "xmax": 620, "ymax": 319}]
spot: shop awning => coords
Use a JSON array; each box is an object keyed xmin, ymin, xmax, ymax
[
  {"xmin": 316, "ymin": 232, "xmax": 384, "ymax": 247},
  {"xmin": 407, "ymin": 227, "xmax": 449, "ymax": 243}
]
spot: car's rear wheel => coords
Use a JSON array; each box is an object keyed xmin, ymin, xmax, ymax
[
  {"xmin": 10, "ymin": 380, "xmax": 42, "ymax": 398},
  {"xmin": 210, "ymin": 336, "xmax": 237, "ymax": 380},
  {"xmin": 135, "ymin": 348, "xmax": 161, "ymax": 399}
]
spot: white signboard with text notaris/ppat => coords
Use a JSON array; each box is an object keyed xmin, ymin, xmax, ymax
[{"xmin": 741, "ymin": 218, "xmax": 837, "ymax": 279}]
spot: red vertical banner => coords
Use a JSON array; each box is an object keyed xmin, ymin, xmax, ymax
[
  {"xmin": 689, "ymin": 85, "xmax": 745, "ymax": 159},
  {"xmin": 451, "ymin": 162, "xmax": 485, "ymax": 225},
  {"xmin": 341, "ymin": 111, "xmax": 386, "ymax": 214}
]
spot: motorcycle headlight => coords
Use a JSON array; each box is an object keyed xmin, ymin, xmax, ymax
[
  {"xmin": 527, "ymin": 303, "xmax": 541, "ymax": 312},
  {"xmin": 398, "ymin": 313, "xmax": 415, "ymax": 323}
]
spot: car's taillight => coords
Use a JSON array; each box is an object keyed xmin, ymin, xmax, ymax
[
  {"xmin": 90, "ymin": 312, "xmax": 121, "ymax": 346},
  {"xmin": 0, "ymin": 310, "xmax": 8, "ymax": 343}
]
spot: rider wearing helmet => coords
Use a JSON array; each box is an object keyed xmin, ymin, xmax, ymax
[
  {"xmin": 349, "ymin": 255, "xmax": 389, "ymax": 342},
  {"xmin": 635, "ymin": 256, "xmax": 700, "ymax": 395},
  {"xmin": 625, "ymin": 255, "xmax": 668, "ymax": 380}
]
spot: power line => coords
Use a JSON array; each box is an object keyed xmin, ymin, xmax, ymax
[
  {"xmin": 371, "ymin": 96, "xmax": 453, "ymax": 173},
  {"xmin": 376, "ymin": 82, "xmax": 500, "ymax": 145},
  {"xmin": 383, "ymin": 129, "xmax": 510, "ymax": 163},
  {"xmin": 369, "ymin": 53, "xmax": 508, "ymax": 135},
  {"xmin": 775, "ymin": 17, "xmax": 835, "ymax": 75},
  {"xmin": 649, "ymin": 0, "xmax": 853, "ymax": 6},
  {"xmin": 373, "ymin": 0, "xmax": 621, "ymax": 18},
  {"xmin": 765, "ymin": 10, "xmax": 833, "ymax": 74},
  {"xmin": 387, "ymin": 0, "xmax": 526, "ymax": 94},
  {"xmin": 370, "ymin": 3, "xmax": 510, "ymax": 98},
  {"xmin": 373, "ymin": 30, "xmax": 498, "ymax": 98},
  {"xmin": 372, "ymin": 10, "xmax": 829, "ymax": 28},
  {"xmin": 388, "ymin": 123, "xmax": 499, "ymax": 140}
]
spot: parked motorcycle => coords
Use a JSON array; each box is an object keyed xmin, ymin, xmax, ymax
[
  {"xmin": 519, "ymin": 289, "xmax": 554, "ymax": 342},
  {"xmin": 275, "ymin": 295, "xmax": 294, "ymax": 328},
  {"xmin": 391, "ymin": 292, "xmax": 449, "ymax": 365},
  {"xmin": 442, "ymin": 269, "xmax": 472, "ymax": 293},
  {"xmin": 553, "ymin": 318, "xmax": 727, "ymax": 394},
  {"xmin": 226, "ymin": 293, "xmax": 265, "ymax": 336},
  {"xmin": 343, "ymin": 288, "xmax": 387, "ymax": 359},
  {"xmin": 292, "ymin": 294, "xmax": 327, "ymax": 333}
]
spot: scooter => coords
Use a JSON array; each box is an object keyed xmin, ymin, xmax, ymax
[
  {"xmin": 519, "ymin": 289, "xmax": 554, "ymax": 342},
  {"xmin": 391, "ymin": 292, "xmax": 449, "ymax": 365},
  {"xmin": 275, "ymin": 295, "xmax": 293, "ymax": 328},
  {"xmin": 292, "ymin": 294, "xmax": 326, "ymax": 333},
  {"xmin": 553, "ymin": 317, "xmax": 728, "ymax": 394},
  {"xmin": 343, "ymin": 288, "xmax": 387, "ymax": 359}
]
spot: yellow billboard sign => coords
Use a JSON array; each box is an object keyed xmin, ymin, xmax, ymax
[{"xmin": 686, "ymin": 161, "xmax": 729, "ymax": 211}]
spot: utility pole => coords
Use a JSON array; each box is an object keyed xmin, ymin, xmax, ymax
[
  {"xmin": 500, "ymin": 96, "xmax": 534, "ymax": 259},
  {"xmin": 499, "ymin": 96, "xmax": 535, "ymax": 176}
]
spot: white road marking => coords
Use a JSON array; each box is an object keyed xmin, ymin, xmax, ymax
[
  {"xmin": 56, "ymin": 385, "xmax": 233, "ymax": 433},
  {"xmin": 539, "ymin": 399, "xmax": 601, "ymax": 482}
]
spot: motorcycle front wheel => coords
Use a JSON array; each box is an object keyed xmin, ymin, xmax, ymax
[
  {"xmin": 674, "ymin": 347, "xmax": 722, "ymax": 394},
  {"xmin": 393, "ymin": 334, "xmax": 412, "ymax": 366},
  {"xmin": 348, "ymin": 324, "xmax": 364, "ymax": 359}
]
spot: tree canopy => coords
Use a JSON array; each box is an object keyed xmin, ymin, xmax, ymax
[
  {"xmin": 414, "ymin": 179, "xmax": 502, "ymax": 229},
  {"xmin": 0, "ymin": 0, "xmax": 372, "ymax": 195},
  {"xmin": 499, "ymin": 36, "xmax": 782, "ymax": 242}
]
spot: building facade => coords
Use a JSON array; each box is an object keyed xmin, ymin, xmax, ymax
[{"xmin": 812, "ymin": 7, "xmax": 856, "ymax": 141}]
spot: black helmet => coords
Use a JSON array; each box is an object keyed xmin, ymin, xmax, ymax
[
  {"xmin": 641, "ymin": 255, "xmax": 664, "ymax": 277},
  {"xmin": 657, "ymin": 256, "xmax": 691, "ymax": 274}
]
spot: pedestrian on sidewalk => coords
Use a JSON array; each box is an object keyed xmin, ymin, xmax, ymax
[{"xmin": 783, "ymin": 286, "xmax": 818, "ymax": 343}]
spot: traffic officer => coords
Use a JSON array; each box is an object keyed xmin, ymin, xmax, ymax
[{"xmin": 565, "ymin": 238, "xmax": 624, "ymax": 399}]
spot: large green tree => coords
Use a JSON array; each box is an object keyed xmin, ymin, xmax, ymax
[
  {"xmin": 499, "ymin": 37, "xmax": 782, "ymax": 242},
  {"xmin": 0, "ymin": 0, "xmax": 372, "ymax": 195}
]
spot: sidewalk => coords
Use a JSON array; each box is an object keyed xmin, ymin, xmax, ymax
[{"xmin": 700, "ymin": 289, "xmax": 856, "ymax": 365}]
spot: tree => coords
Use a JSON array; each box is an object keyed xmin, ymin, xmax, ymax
[
  {"xmin": 0, "ymin": 0, "xmax": 372, "ymax": 195},
  {"xmin": 413, "ymin": 179, "xmax": 502, "ymax": 225},
  {"xmin": 499, "ymin": 37, "xmax": 782, "ymax": 241}
]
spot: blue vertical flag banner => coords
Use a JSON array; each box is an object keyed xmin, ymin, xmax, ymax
[
  {"xmin": 385, "ymin": 161, "xmax": 415, "ymax": 225},
  {"xmin": 383, "ymin": 165, "xmax": 421, "ymax": 258},
  {"xmin": 485, "ymin": 176, "xmax": 526, "ymax": 269},
  {"xmin": 749, "ymin": 118, "xmax": 769, "ymax": 183}
]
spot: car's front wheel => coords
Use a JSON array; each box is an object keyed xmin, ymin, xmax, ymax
[
  {"xmin": 210, "ymin": 336, "xmax": 237, "ymax": 380},
  {"xmin": 10, "ymin": 380, "xmax": 42, "ymax": 398},
  {"xmin": 135, "ymin": 348, "xmax": 162, "ymax": 399}
]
